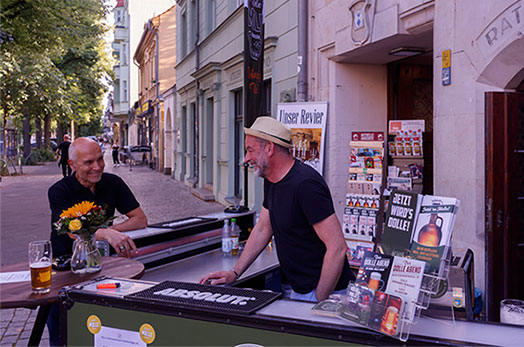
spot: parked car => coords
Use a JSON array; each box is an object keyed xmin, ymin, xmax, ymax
[{"xmin": 31, "ymin": 139, "xmax": 58, "ymax": 151}]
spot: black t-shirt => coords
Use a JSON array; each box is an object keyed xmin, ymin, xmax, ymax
[
  {"xmin": 57, "ymin": 141, "xmax": 71, "ymax": 163},
  {"xmin": 263, "ymin": 160, "xmax": 354, "ymax": 293},
  {"xmin": 48, "ymin": 173, "xmax": 140, "ymax": 257}
]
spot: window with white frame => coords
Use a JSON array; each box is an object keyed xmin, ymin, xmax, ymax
[
  {"xmin": 114, "ymin": 83, "xmax": 120, "ymax": 103},
  {"xmin": 113, "ymin": 50, "xmax": 120, "ymax": 65},
  {"xmin": 123, "ymin": 80, "xmax": 128, "ymax": 102},
  {"xmin": 190, "ymin": 0, "xmax": 196, "ymax": 48},
  {"xmin": 230, "ymin": 0, "xmax": 243, "ymax": 12},
  {"xmin": 122, "ymin": 44, "xmax": 127, "ymax": 65},
  {"xmin": 233, "ymin": 89, "xmax": 243, "ymax": 199},
  {"xmin": 207, "ymin": 0, "xmax": 216, "ymax": 34},
  {"xmin": 180, "ymin": 9, "xmax": 188, "ymax": 57},
  {"xmin": 116, "ymin": 10, "xmax": 122, "ymax": 24}
]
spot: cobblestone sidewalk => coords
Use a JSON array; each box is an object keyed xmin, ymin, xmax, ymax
[{"xmin": 0, "ymin": 308, "xmax": 49, "ymax": 346}]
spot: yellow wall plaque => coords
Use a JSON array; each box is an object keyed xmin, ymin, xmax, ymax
[{"xmin": 442, "ymin": 49, "xmax": 451, "ymax": 68}]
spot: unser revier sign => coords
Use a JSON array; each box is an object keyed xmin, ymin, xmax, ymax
[{"xmin": 277, "ymin": 102, "xmax": 328, "ymax": 174}]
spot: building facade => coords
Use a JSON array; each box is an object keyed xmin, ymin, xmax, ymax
[
  {"xmin": 309, "ymin": 0, "xmax": 524, "ymax": 319},
  {"xmin": 110, "ymin": 0, "xmax": 130, "ymax": 145},
  {"xmin": 134, "ymin": 5, "xmax": 177, "ymax": 172},
  {"xmin": 125, "ymin": 0, "xmax": 176, "ymax": 147},
  {"xmin": 174, "ymin": 0, "xmax": 298, "ymax": 207}
]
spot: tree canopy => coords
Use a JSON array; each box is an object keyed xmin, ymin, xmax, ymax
[{"xmin": 0, "ymin": 0, "xmax": 113, "ymax": 157}]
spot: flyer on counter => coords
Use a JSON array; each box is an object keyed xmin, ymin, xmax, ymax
[{"xmin": 0, "ymin": 271, "xmax": 31, "ymax": 284}]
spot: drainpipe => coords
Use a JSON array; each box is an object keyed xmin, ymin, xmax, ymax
[
  {"xmin": 146, "ymin": 19, "xmax": 160, "ymax": 170},
  {"xmin": 297, "ymin": 0, "xmax": 308, "ymax": 101},
  {"xmin": 193, "ymin": 0, "xmax": 200, "ymax": 188}
]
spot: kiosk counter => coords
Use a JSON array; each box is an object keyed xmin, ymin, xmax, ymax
[
  {"xmin": 59, "ymin": 211, "xmax": 524, "ymax": 346},
  {"xmin": 60, "ymin": 275, "xmax": 524, "ymax": 346},
  {"xmin": 61, "ymin": 251, "xmax": 523, "ymax": 345}
]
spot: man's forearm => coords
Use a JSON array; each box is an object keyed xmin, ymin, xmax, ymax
[
  {"xmin": 111, "ymin": 215, "xmax": 147, "ymax": 232},
  {"xmin": 315, "ymin": 248, "xmax": 346, "ymax": 301},
  {"xmin": 232, "ymin": 227, "xmax": 272, "ymax": 276}
]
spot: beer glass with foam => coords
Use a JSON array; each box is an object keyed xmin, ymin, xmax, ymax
[{"xmin": 28, "ymin": 241, "xmax": 52, "ymax": 294}]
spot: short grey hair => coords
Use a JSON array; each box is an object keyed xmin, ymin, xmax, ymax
[
  {"xmin": 254, "ymin": 137, "xmax": 291, "ymax": 155},
  {"xmin": 68, "ymin": 141, "xmax": 77, "ymax": 161}
]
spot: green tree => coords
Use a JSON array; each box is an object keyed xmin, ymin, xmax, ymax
[{"xmin": 0, "ymin": 0, "xmax": 112, "ymax": 159}]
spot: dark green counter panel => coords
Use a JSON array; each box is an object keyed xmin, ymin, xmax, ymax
[{"xmin": 68, "ymin": 303, "xmax": 359, "ymax": 346}]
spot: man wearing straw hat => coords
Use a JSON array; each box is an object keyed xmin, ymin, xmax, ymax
[{"xmin": 200, "ymin": 117, "xmax": 354, "ymax": 302}]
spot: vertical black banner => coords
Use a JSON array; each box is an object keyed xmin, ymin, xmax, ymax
[{"xmin": 243, "ymin": 0, "xmax": 265, "ymax": 128}]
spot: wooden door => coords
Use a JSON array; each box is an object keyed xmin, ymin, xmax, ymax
[{"xmin": 485, "ymin": 91, "xmax": 524, "ymax": 321}]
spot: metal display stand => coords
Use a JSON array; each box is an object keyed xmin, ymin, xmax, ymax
[{"xmin": 321, "ymin": 248, "xmax": 453, "ymax": 342}]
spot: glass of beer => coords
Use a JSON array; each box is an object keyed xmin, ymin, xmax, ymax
[{"xmin": 28, "ymin": 241, "xmax": 52, "ymax": 294}]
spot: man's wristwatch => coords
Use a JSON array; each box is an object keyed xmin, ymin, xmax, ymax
[{"xmin": 232, "ymin": 269, "xmax": 240, "ymax": 280}]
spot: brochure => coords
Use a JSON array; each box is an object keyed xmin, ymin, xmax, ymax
[
  {"xmin": 339, "ymin": 283, "xmax": 374, "ymax": 325},
  {"xmin": 410, "ymin": 195, "xmax": 460, "ymax": 275},
  {"xmin": 311, "ymin": 299, "xmax": 345, "ymax": 317},
  {"xmin": 345, "ymin": 240, "xmax": 374, "ymax": 267},
  {"xmin": 355, "ymin": 251, "xmax": 393, "ymax": 292},
  {"xmin": 385, "ymin": 256, "xmax": 426, "ymax": 321},
  {"xmin": 367, "ymin": 291, "xmax": 403, "ymax": 336},
  {"xmin": 379, "ymin": 190, "xmax": 422, "ymax": 256}
]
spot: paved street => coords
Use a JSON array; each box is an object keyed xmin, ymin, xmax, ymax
[{"xmin": 0, "ymin": 151, "xmax": 225, "ymax": 346}]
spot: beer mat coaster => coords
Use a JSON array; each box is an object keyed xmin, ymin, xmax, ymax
[
  {"xmin": 148, "ymin": 217, "xmax": 217, "ymax": 229},
  {"xmin": 126, "ymin": 281, "xmax": 281, "ymax": 315}
]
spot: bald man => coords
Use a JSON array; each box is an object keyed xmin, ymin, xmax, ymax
[{"xmin": 48, "ymin": 137, "xmax": 147, "ymax": 258}]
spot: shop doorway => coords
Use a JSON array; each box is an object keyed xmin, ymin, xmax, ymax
[
  {"xmin": 485, "ymin": 90, "xmax": 524, "ymax": 321},
  {"xmin": 387, "ymin": 57, "xmax": 433, "ymax": 195}
]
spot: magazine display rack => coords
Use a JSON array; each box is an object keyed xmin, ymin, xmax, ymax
[
  {"xmin": 386, "ymin": 120, "xmax": 425, "ymax": 194},
  {"xmin": 344, "ymin": 132, "xmax": 385, "ymax": 268},
  {"xmin": 314, "ymin": 246, "xmax": 453, "ymax": 342}
]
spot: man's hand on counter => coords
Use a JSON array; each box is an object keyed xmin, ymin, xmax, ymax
[
  {"xmin": 199, "ymin": 270, "xmax": 237, "ymax": 285},
  {"xmin": 96, "ymin": 228, "xmax": 138, "ymax": 257}
]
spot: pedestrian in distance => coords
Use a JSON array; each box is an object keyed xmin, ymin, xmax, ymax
[
  {"xmin": 112, "ymin": 143, "xmax": 120, "ymax": 166},
  {"xmin": 56, "ymin": 134, "xmax": 72, "ymax": 177},
  {"xmin": 200, "ymin": 117, "xmax": 354, "ymax": 302},
  {"xmin": 99, "ymin": 137, "xmax": 106, "ymax": 154}
]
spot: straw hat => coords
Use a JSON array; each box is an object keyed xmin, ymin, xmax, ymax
[{"xmin": 244, "ymin": 117, "xmax": 292, "ymax": 149}]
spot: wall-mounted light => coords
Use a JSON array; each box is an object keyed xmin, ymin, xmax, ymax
[{"xmin": 388, "ymin": 47, "xmax": 427, "ymax": 57}]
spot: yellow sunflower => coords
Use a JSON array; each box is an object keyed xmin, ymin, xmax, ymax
[{"xmin": 60, "ymin": 201, "xmax": 95, "ymax": 218}]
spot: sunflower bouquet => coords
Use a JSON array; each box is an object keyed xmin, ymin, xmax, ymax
[
  {"xmin": 55, "ymin": 201, "xmax": 114, "ymax": 273},
  {"xmin": 55, "ymin": 201, "xmax": 114, "ymax": 239}
]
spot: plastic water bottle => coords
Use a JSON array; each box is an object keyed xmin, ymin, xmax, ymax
[
  {"xmin": 222, "ymin": 219, "xmax": 231, "ymax": 256},
  {"xmin": 230, "ymin": 218, "xmax": 240, "ymax": 255}
]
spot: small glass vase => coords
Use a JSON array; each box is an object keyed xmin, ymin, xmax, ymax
[{"xmin": 71, "ymin": 233, "xmax": 102, "ymax": 274}]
